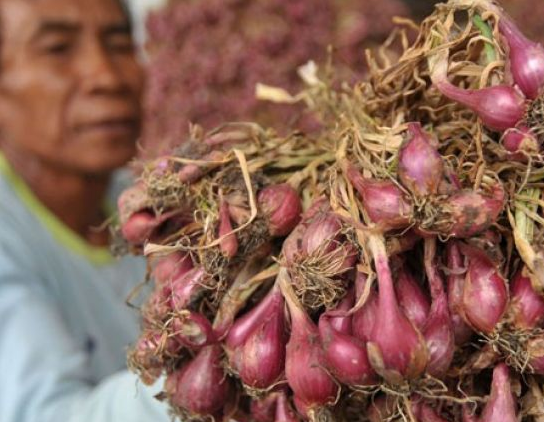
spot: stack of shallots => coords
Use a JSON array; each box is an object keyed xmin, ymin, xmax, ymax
[{"xmin": 118, "ymin": 1, "xmax": 544, "ymax": 421}]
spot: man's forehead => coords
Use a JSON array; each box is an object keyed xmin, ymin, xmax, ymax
[{"xmin": 0, "ymin": 0, "xmax": 128, "ymax": 32}]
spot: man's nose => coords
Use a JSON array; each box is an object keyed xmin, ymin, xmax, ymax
[{"xmin": 78, "ymin": 40, "xmax": 128, "ymax": 95}]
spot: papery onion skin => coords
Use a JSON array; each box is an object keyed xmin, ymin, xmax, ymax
[
  {"xmin": 142, "ymin": 286, "xmax": 171, "ymax": 326},
  {"xmin": 282, "ymin": 222, "xmax": 306, "ymax": 266},
  {"xmin": 129, "ymin": 330, "xmax": 176, "ymax": 385},
  {"xmin": 527, "ymin": 336, "xmax": 544, "ymax": 374},
  {"xmin": 282, "ymin": 199, "xmax": 331, "ymax": 265}
]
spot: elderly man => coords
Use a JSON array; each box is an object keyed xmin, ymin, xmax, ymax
[{"xmin": 0, "ymin": 0, "xmax": 170, "ymax": 420}]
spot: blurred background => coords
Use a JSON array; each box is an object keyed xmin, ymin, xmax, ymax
[{"xmin": 127, "ymin": 0, "xmax": 541, "ymax": 154}]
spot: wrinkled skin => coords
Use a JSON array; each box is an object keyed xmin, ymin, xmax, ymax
[{"xmin": 0, "ymin": 0, "xmax": 143, "ymax": 245}]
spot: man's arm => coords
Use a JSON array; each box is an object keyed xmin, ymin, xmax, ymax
[{"xmin": 0, "ymin": 280, "xmax": 170, "ymax": 422}]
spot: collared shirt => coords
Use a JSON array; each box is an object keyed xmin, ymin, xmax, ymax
[{"xmin": 0, "ymin": 153, "xmax": 170, "ymax": 422}]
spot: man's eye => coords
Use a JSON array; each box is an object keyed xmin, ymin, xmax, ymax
[
  {"xmin": 43, "ymin": 42, "xmax": 72, "ymax": 55},
  {"xmin": 107, "ymin": 36, "xmax": 134, "ymax": 53}
]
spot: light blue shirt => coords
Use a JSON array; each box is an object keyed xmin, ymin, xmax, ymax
[{"xmin": 0, "ymin": 155, "xmax": 170, "ymax": 422}]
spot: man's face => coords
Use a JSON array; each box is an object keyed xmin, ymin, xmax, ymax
[{"xmin": 0, "ymin": 0, "xmax": 143, "ymax": 175}]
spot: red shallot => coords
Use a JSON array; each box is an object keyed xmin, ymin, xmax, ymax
[
  {"xmin": 398, "ymin": 122, "xmax": 444, "ymax": 197},
  {"xmin": 166, "ymin": 344, "xmax": 231, "ymax": 416}
]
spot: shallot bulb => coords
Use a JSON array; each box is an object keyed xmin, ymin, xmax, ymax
[
  {"xmin": 141, "ymin": 286, "xmax": 171, "ymax": 326},
  {"xmin": 282, "ymin": 199, "xmax": 330, "ymax": 265},
  {"xmin": 422, "ymin": 238, "xmax": 455, "ymax": 378},
  {"xmin": 446, "ymin": 241, "xmax": 474, "ymax": 345},
  {"xmin": 166, "ymin": 344, "xmax": 231, "ymax": 417},
  {"xmin": 460, "ymin": 244, "xmax": 508, "ymax": 334},
  {"xmin": 178, "ymin": 149, "xmax": 226, "ymax": 184},
  {"xmin": 421, "ymin": 406, "xmax": 450, "ymax": 422},
  {"xmin": 429, "ymin": 41, "xmax": 525, "ymax": 131},
  {"xmin": 171, "ymin": 311, "xmax": 216, "ymax": 349},
  {"xmin": 352, "ymin": 272, "xmax": 379, "ymax": 343},
  {"xmin": 258, "ymin": 184, "xmax": 302, "ymax": 237},
  {"xmin": 398, "ymin": 122, "xmax": 444, "ymax": 197},
  {"xmin": 301, "ymin": 211, "xmax": 356, "ymax": 271},
  {"xmin": 226, "ymin": 285, "xmax": 285, "ymax": 349},
  {"xmin": 282, "ymin": 221, "xmax": 306, "ymax": 266},
  {"xmin": 218, "ymin": 199, "xmax": 238, "ymax": 258},
  {"xmin": 117, "ymin": 181, "xmax": 150, "ymax": 225},
  {"xmin": 327, "ymin": 287, "xmax": 354, "ymax": 334},
  {"xmin": 509, "ymin": 267, "xmax": 544, "ymax": 329},
  {"xmin": 367, "ymin": 395, "xmax": 397, "ymax": 422},
  {"xmin": 128, "ymin": 330, "xmax": 176, "ymax": 385},
  {"xmin": 435, "ymin": 81, "xmax": 525, "ymax": 131},
  {"xmin": 226, "ymin": 286, "xmax": 286, "ymax": 390},
  {"xmin": 120, "ymin": 211, "xmax": 159, "ymax": 245},
  {"xmin": 120, "ymin": 208, "xmax": 181, "ymax": 245},
  {"xmin": 499, "ymin": 14, "xmax": 544, "ymax": 100},
  {"xmin": 280, "ymin": 270, "xmax": 339, "ymax": 413},
  {"xmin": 437, "ymin": 185, "xmax": 505, "ymax": 238},
  {"xmin": 345, "ymin": 161, "xmax": 412, "ymax": 231},
  {"xmin": 502, "ymin": 126, "xmax": 539, "ymax": 160},
  {"xmin": 366, "ymin": 235, "xmax": 428, "ymax": 383},
  {"xmin": 168, "ymin": 266, "xmax": 207, "ymax": 311},
  {"xmin": 319, "ymin": 311, "xmax": 377, "ymax": 386},
  {"xmin": 527, "ymin": 335, "xmax": 544, "ymax": 374},
  {"xmin": 251, "ymin": 394, "xmax": 277, "ymax": 422},
  {"xmin": 275, "ymin": 392, "xmax": 300, "ymax": 422},
  {"xmin": 479, "ymin": 363, "xmax": 518, "ymax": 422},
  {"xmin": 151, "ymin": 252, "xmax": 193, "ymax": 288},
  {"xmin": 396, "ymin": 267, "xmax": 430, "ymax": 331}
]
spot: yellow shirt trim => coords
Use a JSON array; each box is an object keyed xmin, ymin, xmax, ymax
[{"xmin": 0, "ymin": 153, "xmax": 114, "ymax": 265}]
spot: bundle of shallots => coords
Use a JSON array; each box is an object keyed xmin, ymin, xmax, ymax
[{"xmin": 118, "ymin": 1, "xmax": 544, "ymax": 421}]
